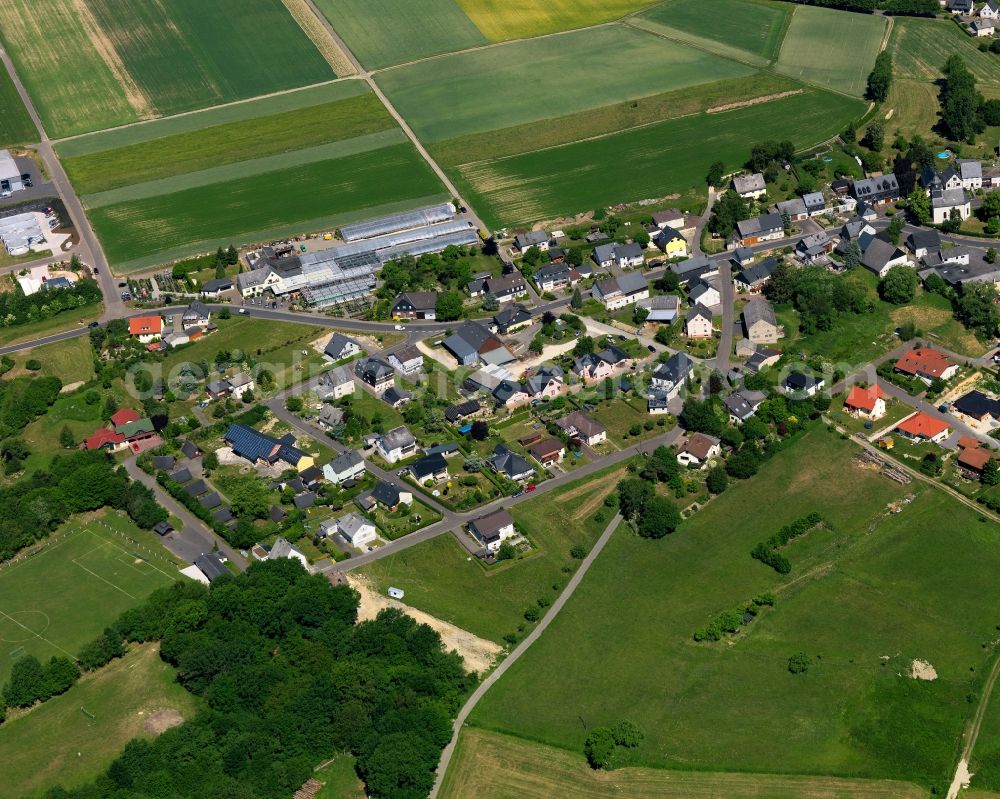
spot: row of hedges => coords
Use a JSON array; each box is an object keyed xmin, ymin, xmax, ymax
[
  {"xmin": 694, "ymin": 594, "xmax": 776, "ymax": 642},
  {"xmin": 751, "ymin": 512, "xmax": 825, "ymax": 574}
]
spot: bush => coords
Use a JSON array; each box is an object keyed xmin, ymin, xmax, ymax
[
  {"xmin": 25, "ymin": 359, "xmax": 41, "ymax": 371},
  {"xmin": 611, "ymin": 720, "xmax": 644, "ymax": 748},
  {"xmin": 584, "ymin": 727, "xmax": 616, "ymax": 769},
  {"xmin": 788, "ymin": 652, "xmax": 811, "ymax": 674},
  {"xmin": 570, "ymin": 544, "xmax": 587, "ymax": 559}
]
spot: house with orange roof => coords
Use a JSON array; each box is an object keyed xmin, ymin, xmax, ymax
[
  {"xmin": 129, "ymin": 315, "xmax": 163, "ymax": 343},
  {"xmin": 893, "ymin": 347, "xmax": 958, "ymax": 384},
  {"xmin": 956, "ymin": 436, "xmax": 997, "ymax": 473},
  {"xmin": 110, "ymin": 408, "xmax": 141, "ymax": 428},
  {"xmin": 844, "ymin": 384, "xmax": 887, "ymax": 420},
  {"xmin": 83, "ymin": 427, "xmax": 125, "ymax": 451},
  {"xmin": 895, "ymin": 412, "xmax": 951, "ymax": 443}
]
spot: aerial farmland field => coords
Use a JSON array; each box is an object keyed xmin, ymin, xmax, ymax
[
  {"xmin": 0, "ymin": 66, "xmax": 37, "ymax": 146},
  {"xmin": 451, "ymin": 89, "xmax": 864, "ymax": 228},
  {"xmin": 455, "ymin": 0, "xmax": 656, "ymax": 41},
  {"xmin": 312, "ymin": 0, "xmax": 487, "ymax": 69},
  {"xmin": 460, "ymin": 430, "xmax": 998, "ymax": 792},
  {"xmin": 375, "ymin": 24, "xmax": 755, "ymax": 142},
  {"xmin": 632, "ymin": 0, "xmax": 792, "ymax": 66},
  {"xmin": 0, "ymin": 0, "xmax": 336, "ymax": 137},
  {"xmin": 775, "ymin": 5, "xmax": 886, "ymax": 97}
]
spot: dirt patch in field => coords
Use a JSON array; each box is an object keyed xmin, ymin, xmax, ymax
[
  {"xmin": 280, "ymin": 0, "xmax": 356, "ymax": 76},
  {"xmin": 143, "ymin": 708, "xmax": 184, "ymax": 735},
  {"xmin": 706, "ymin": 90, "xmax": 803, "ymax": 114},
  {"xmin": 556, "ymin": 467, "xmax": 627, "ymax": 521},
  {"xmin": 70, "ymin": 0, "xmax": 153, "ymax": 119},
  {"xmin": 346, "ymin": 574, "xmax": 502, "ymax": 675},
  {"xmin": 910, "ymin": 659, "xmax": 938, "ymax": 681},
  {"xmin": 59, "ymin": 380, "xmax": 84, "ymax": 394}
]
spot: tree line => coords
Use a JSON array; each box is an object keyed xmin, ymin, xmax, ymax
[
  {"xmin": 0, "ymin": 277, "xmax": 102, "ymax": 330},
  {"xmin": 751, "ymin": 512, "xmax": 826, "ymax": 574}
]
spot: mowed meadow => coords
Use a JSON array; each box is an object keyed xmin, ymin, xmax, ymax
[
  {"xmin": 463, "ymin": 430, "xmax": 1000, "ymax": 792},
  {"xmin": 0, "ymin": 0, "xmax": 337, "ymax": 137},
  {"xmin": 59, "ymin": 84, "xmax": 447, "ymax": 270}
]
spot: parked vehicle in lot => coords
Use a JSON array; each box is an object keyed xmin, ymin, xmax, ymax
[{"xmin": 647, "ymin": 344, "xmax": 656, "ymax": 352}]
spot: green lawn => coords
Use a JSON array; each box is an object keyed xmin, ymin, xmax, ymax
[
  {"xmin": 469, "ymin": 429, "xmax": 999, "ymax": 789},
  {"xmin": 358, "ymin": 461, "xmax": 632, "ymax": 643},
  {"xmin": 589, "ymin": 397, "xmax": 669, "ymax": 446},
  {"xmin": 452, "ymin": 88, "xmax": 863, "ymax": 228},
  {"xmin": 313, "ymin": 0, "xmax": 487, "ymax": 69},
  {"xmin": 8, "ymin": 335, "xmax": 95, "ymax": 384},
  {"xmin": 634, "ymin": 0, "xmax": 792, "ymax": 65},
  {"xmin": 0, "ymin": 644, "xmax": 200, "ymax": 798},
  {"xmin": 62, "ymin": 90, "xmax": 394, "ymax": 195},
  {"xmin": 376, "ymin": 24, "xmax": 755, "ymax": 143},
  {"xmin": 775, "ymin": 5, "xmax": 886, "ymax": 97},
  {"xmin": 369, "ymin": 498, "xmax": 443, "ymax": 540},
  {"xmin": 0, "ymin": 310, "xmax": 103, "ymax": 349},
  {"xmin": 0, "ymin": 66, "xmax": 37, "ymax": 146},
  {"xmin": 88, "ymin": 142, "xmax": 446, "ymax": 270},
  {"xmin": 314, "ymin": 755, "xmax": 366, "ymax": 798},
  {"xmin": 0, "ymin": 512, "xmax": 178, "ymax": 687}
]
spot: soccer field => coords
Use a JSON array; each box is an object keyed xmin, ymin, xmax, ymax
[{"xmin": 0, "ymin": 515, "xmax": 177, "ymax": 686}]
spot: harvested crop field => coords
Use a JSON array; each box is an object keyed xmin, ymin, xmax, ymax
[
  {"xmin": 314, "ymin": 0, "xmax": 487, "ymax": 69},
  {"xmin": 775, "ymin": 5, "xmax": 886, "ymax": 97},
  {"xmin": 376, "ymin": 24, "xmax": 754, "ymax": 142},
  {"xmin": 452, "ymin": 89, "xmax": 864, "ymax": 227},
  {"xmin": 456, "ymin": 0, "xmax": 655, "ymax": 41},
  {"xmin": 0, "ymin": 0, "xmax": 335, "ymax": 137}
]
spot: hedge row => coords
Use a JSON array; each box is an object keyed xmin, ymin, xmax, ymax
[{"xmin": 751, "ymin": 512, "xmax": 825, "ymax": 574}]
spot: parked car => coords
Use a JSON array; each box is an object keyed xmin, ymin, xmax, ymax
[
  {"xmin": 647, "ymin": 344, "xmax": 656, "ymax": 352},
  {"xmin": 394, "ymin": 324, "xmax": 404, "ymax": 330},
  {"xmin": 238, "ymin": 308, "xmax": 248, "ymax": 315}
]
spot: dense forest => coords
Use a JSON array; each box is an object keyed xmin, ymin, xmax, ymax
[{"xmin": 37, "ymin": 559, "xmax": 474, "ymax": 799}]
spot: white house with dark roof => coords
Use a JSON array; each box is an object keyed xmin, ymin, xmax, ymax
[
  {"xmin": 931, "ymin": 187, "xmax": 971, "ymax": 224},
  {"xmin": 376, "ymin": 426, "xmax": 417, "ymax": 463},
  {"xmin": 650, "ymin": 352, "xmax": 694, "ymax": 400},
  {"xmin": 324, "ymin": 332, "xmax": 362, "ymax": 362},
  {"xmin": 323, "ymin": 450, "xmax": 365, "ymax": 484},
  {"xmin": 592, "ymin": 243, "xmax": 645, "ymax": 270},
  {"xmin": 735, "ymin": 213, "xmax": 784, "ymax": 247},
  {"xmin": 469, "ymin": 508, "xmax": 516, "ymax": 552},
  {"xmin": 732, "ymin": 172, "xmax": 766, "ymax": 199},
  {"xmin": 734, "ymin": 257, "xmax": 779, "ymax": 293},
  {"xmin": 390, "ymin": 291, "xmax": 437, "ymax": 320},
  {"xmin": 971, "ymin": 16, "xmax": 995, "ymax": 34},
  {"xmin": 592, "ymin": 272, "xmax": 649, "ymax": 310},
  {"xmin": 861, "ymin": 235, "xmax": 909, "ymax": 278},
  {"xmin": 388, "ymin": 344, "xmax": 423, "ymax": 375},
  {"xmin": 334, "ymin": 513, "xmax": 377, "ymax": 547},
  {"xmin": 852, "ymin": 174, "xmax": 900, "ymax": 205},
  {"xmin": 959, "ymin": 160, "xmax": 984, "ymax": 189},
  {"xmin": 635, "ymin": 294, "xmax": 681, "ymax": 322},
  {"xmin": 685, "ymin": 305, "xmax": 713, "ymax": 338},
  {"xmin": 743, "ymin": 298, "xmax": 781, "ymax": 344},
  {"xmin": 688, "ymin": 279, "xmax": 720, "ymax": 308},
  {"xmin": 515, "ymin": 230, "xmax": 548, "ymax": 253},
  {"xmin": 982, "ymin": 0, "xmax": 999, "ymax": 17}
]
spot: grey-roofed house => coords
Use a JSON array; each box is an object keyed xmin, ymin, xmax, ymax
[
  {"xmin": 802, "ymin": 191, "xmax": 826, "ymax": 216},
  {"xmin": 355, "ymin": 356, "xmax": 395, "ymax": 392},
  {"xmin": 383, "ymin": 386, "xmax": 412, "ymax": 409},
  {"xmin": 732, "ymin": 172, "xmax": 767, "ymax": 198},
  {"xmin": 782, "ymin": 371, "xmax": 825, "ymax": 397},
  {"xmin": 445, "ymin": 399, "xmax": 482, "ymax": 423},
  {"xmin": 493, "ymin": 378, "xmax": 528, "ymax": 407},
  {"xmin": 776, "ymin": 197, "xmax": 807, "ymax": 221},
  {"xmin": 200, "ymin": 277, "xmax": 233, "ymax": 297},
  {"xmin": 388, "ymin": 344, "xmax": 423, "ymax": 375},
  {"xmin": 515, "ymin": 230, "xmax": 549, "ymax": 252},
  {"xmin": 181, "ymin": 440, "xmax": 200, "ymax": 459},
  {"xmin": 732, "ymin": 246, "xmax": 754, "ymax": 267},
  {"xmin": 391, "ymin": 291, "xmax": 438, "ymax": 320},
  {"xmin": 861, "ymin": 235, "xmax": 909, "ymax": 278},
  {"xmin": 443, "ymin": 320, "xmax": 509, "ymax": 367},
  {"xmin": 555, "ymin": 411, "xmax": 607, "ymax": 446},
  {"xmin": 492, "ymin": 303, "xmax": 532, "ymax": 334},
  {"xmin": 376, "ymin": 426, "xmax": 417, "ymax": 464},
  {"xmin": 199, "ymin": 492, "xmax": 222, "ymax": 510},
  {"xmin": 170, "ymin": 467, "xmax": 192, "ymax": 484},
  {"xmin": 735, "ymin": 213, "xmax": 784, "ymax": 246},
  {"xmin": 746, "ymin": 346, "xmax": 781, "ymax": 373},
  {"xmin": 592, "ymin": 271, "xmax": 649, "ymax": 310},
  {"xmin": 182, "ymin": 301, "xmax": 211, "ymax": 328},
  {"xmin": 795, "ymin": 232, "xmax": 833, "ymax": 263},
  {"xmin": 193, "ymin": 552, "xmax": 228, "ymax": 583},
  {"xmin": 724, "ymin": 394, "xmax": 755, "ymax": 424},
  {"xmin": 336, "ymin": 512, "xmax": 377, "ymax": 546},
  {"xmin": 483, "ymin": 271, "xmax": 529, "ymax": 302},
  {"xmin": 534, "ymin": 263, "xmax": 577, "ymax": 291},
  {"xmin": 959, "ymin": 159, "xmax": 983, "ymax": 189},
  {"xmin": 316, "ymin": 365, "xmax": 355, "ymax": 401},
  {"xmin": 670, "ymin": 254, "xmax": 716, "ymax": 285},
  {"xmin": 907, "ymin": 229, "xmax": 941, "ymax": 259},
  {"xmin": 743, "ymin": 298, "xmax": 781, "ymax": 344},
  {"xmin": 468, "ymin": 508, "xmax": 516, "ymax": 552},
  {"xmin": 488, "ymin": 444, "xmax": 535, "ymax": 481},
  {"xmin": 185, "ymin": 479, "xmax": 208, "ymax": 497},
  {"xmin": 651, "ymin": 352, "xmax": 694, "ymax": 399},
  {"xmin": 212, "ymin": 507, "xmax": 232, "ymax": 524},
  {"xmin": 323, "ymin": 450, "xmax": 365, "ymax": 484},
  {"xmin": 151, "ymin": 455, "xmax": 175, "ymax": 471},
  {"xmin": 324, "ymin": 333, "xmax": 362, "ymax": 362},
  {"xmin": 931, "ymin": 187, "xmax": 971, "ymax": 225},
  {"xmin": 685, "ymin": 305, "xmax": 713, "ymax": 338},
  {"xmin": 635, "ymin": 294, "xmax": 681, "ymax": 322},
  {"xmin": 292, "ymin": 491, "xmax": 316, "ymax": 510},
  {"xmin": 270, "ymin": 505, "xmax": 288, "ymax": 523},
  {"xmin": 409, "ymin": 452, "xmax": 449, "ymax": 483},
  {"xmin": 688, "ymin": 279, "xmax": 720, "ymax": 307},
  {"xmin": 851, "ymin": 174, "xmax": 900, "ymax": 205},
  {"xmin": 370, "ymin": 480, "xmax": 410, "ymax": 511},
  {"xmin": 734, "ymin": 256, "xmax": 779, "ymax": 293},
  {"xmin": 525, "ymin": 365, "xmax": 564, "ymax": 398}
]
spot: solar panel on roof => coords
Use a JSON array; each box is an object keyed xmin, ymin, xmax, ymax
[{"xmin": 339, "ymin": 203, "xmax": 456, "ymax": 241}]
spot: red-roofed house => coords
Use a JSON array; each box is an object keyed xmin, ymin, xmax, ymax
[
  {"xmin": 844, "ymin": 384, "xmax": 887, "ymax": 420},
  {"xmin": 84, "ymin": 427, "xmax": 125, "ymax": 451},
  {"xmin": 110, "ymin": 408, "xmax": 140, "ymax": 428},
  {"xmin": 896, "ymin": 412, "xmax": 951, "ymax": 443},
  {"xmin": 894, "ymin": 348, "xmax": 958, "ymax": 383},
  {"xmin": 129, "ymin": 315, "xmax": 163, "ymax": 343},
  {"xmin": 956, "ymin": 436, "xmax": 996, "ymax": 473},
  {"xmin": 958, "ymin": 435, "xmax": 982, "ymax": 450}
]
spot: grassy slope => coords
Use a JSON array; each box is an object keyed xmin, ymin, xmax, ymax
[
  {"xmin": 376, "ymin": 24, "xmax": 754, "ymax": 142},
  {"xmin": 470, "ymin": 429, "xmax": 997, "ymax": 786},
  {"xmin": 0, "ymin": 514, "xmax": 177, "ymax": 685},
  {"xmin": 8, "ymin": 335, "xmax": 95, "ymax": 385},
  {"xmin": 441, "ymin": 728, "xmax": 926, "ymax": 799},
  {"xmin": 62, "ymin": 92, "xmax": 395, "ymax": 195},
  {"xmin": 0, "ymin": 66, "xmax": 37, "ymax": 146},
  {"xmin": 775, "ymin": 5, "xmax": 886, "ymax": 97},
  {"xmin": 0, "ymin": 0, "xmax": 137, "ymax": 137},
  {"xmin": 635, "ymin": 0, "xmax": 792, "ymax": 63},
  {"xmin": 0, "ymin": 644, "xmax": 200, "ymax": 798},
  {"xmin": 314, "ymin": 756, "xmax": 366, "ymax": 798},
  {"xmin": 358, "ymin": 461, "xmax": 631, "ymax": 643},
  {"xmin": 453, "ymin": 89, "xmax": 863, "ymax": 228},
  {"xmin": 0, "ymin": 309, "xmax": 103, "ymax": 349},
  {"xmin": 84, "ymin": 0, "xmax": 334, "ymax": 117},
  {"xmin": 456, "ymin": 0, "xmax": 655, "ymax": 41},
  {"xmin": 313, "ymin": 0, "xmax": 486, "ymax": 69},
  {"xmin": 87, "ymin": 141, "xmax": 445, "ymax": 266}
]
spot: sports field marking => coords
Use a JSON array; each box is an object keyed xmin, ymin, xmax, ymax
[
  {"xmin": 82, "ymin": 528, "xmax": 174, "ymax": 581},
  {"xmin": 0, "ymin": 608, "xmax": 77, "ymax": 659},
  {"xmin": 71, "ymin": 558, "xmax": 137, "ymax": 600}
]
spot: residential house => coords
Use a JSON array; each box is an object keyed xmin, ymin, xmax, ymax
[
  {"xmin": 382, "ymin": 386, "xmax": 411, "ymax": 409},
  {"xmin": 745, "ymin": 346, "xmax": 781, "ymax": 373},
  {"xmin": 734, "ymin": 257, "xmax": 779, "ymax": 293},
  {"xmin": 488, "ymin": 444, "xmax": 535, "ymax": 481},
  {"xmin": 492, "ymin": 303, "xmax": 532, "ymax": 334},
  {"xmin": 803, "ymin": 191, "xmax": 826, "ymax": 216},
  {"xmin": 732, "ymin": 172, "xmax": 767, "ymax": 199},
  {"xmin": 483, "ymin": 271, "xmax": 529, "ymax": 303},
  {"xmin": 896, "ymin": 412, "xmax": 951, "ymax": 443},
  {"xmin": 445, "ymin": 399, "xmax": 483, "ymax": 424},
  {"xmin": 651, "ymin": 209, "xmax": 686, "ymax": 229},
  {"xmin": 843, "ymin": 383, "xmax": 887, "ymax": 419},
  {"xmin": 555, "ymin": 411, "xmax": 607, "ymax": 446},
  {"xmin": 292, "ymin": 492, "xmax": 315, "ymax": 511},
  {"xmin": 795, "ymin": 231, "xmax": 834, "ymax": 263},
  {"xmin": 227, "ymin": 372, "xmax": 255, "ymax": 400},
  {"xmin": 442, "ymin": 320, "xmax": 514, "ymax": 367},
  {"xmin": 409, "ymin": 452, "xmax": 449, "ymax": 483},
  {"xmin": 954, "ymin": 390, "xmax": 1000, "ymax": 422},
  {"xmin": 861, "ymin": 235, "xmax": 909, "ymax": 278},
  {"xmin": 188, "ymin": 552, "xmax": 227, "ymax": 584},
  {"xmin": 493, "ymin": 378, "xmax": 529, "ymax": 408},
  {"xmin": 931, "ymin": 187, "xmax": 971, "ymax": 224},
  {"xmin": 851, "ymin": 174, "xmax": 900, "ymax": 205},
  {"xmin": 316, "ymin": 405, "xmax": 344, "ymax": 430},
  {"xmin": 592, "ymin": 242, "xmax": 645, "ymax": 270},
  {"xmin": 324, "ymin": 333, "xmax": 362, "ymax": 362},
  {"xmin": 688, "ymin": 279, "xmax": 720, "ymax": 307},
  {"xmin": 921, "ymin": 165, "xmax": 963, "ymax": 192},
  {"xmin": 515, "ymin": 230, "xmax": 548, "ymax": 253},
  {"xmin": 528, "ymin": 438, "xmax": 565, "ymax": 467},
  {"xmin": 356, "ymin": 356, "xmax": 395, "ymax": 392},
  {"xmin": 647, "ymin": 391, "xmax": 672, "ymax": 414},
  {"xmin": 635, "ymin": 294, "xmax": 681, "ymax": 323},
  {"xmin": 959, "ymin": 159, "xmax": 984, "ymax": 189},
  {"xmin": 957, "ymin": 439, "xmax": 997, "ymax": 473},
  {"xmin": 370, "ymin": 480, "xmax": 412, "ymax": 511},
  {"xmin": 983, "ymin": 0, "xmax": 999, "ymax": 17},
  {"xmin": 388, "ymin": 344, "xmax": 423, "ymax": 375},
  {"xmin": 236, "ymin": 264, "xmax": 282, "ymax": 297},
  {"xmin": 335, "ymin": 513, "xmax": 378, "ymax": 547},
  {"xmin": 894, "ymin": 347, "xmax": 958, "ymax": 383},
  {"xmin": 723, "ymin": 393, "xmax": 756, "ymax": 424},
  {"xmin": 656, "ymin": 226, "xmax": 688, "ymax": 259},
  {"xmin": 732, "ymin": 246, "xmax": 755, "ymax": 268},
  {"xmin": 781, "ymin": 371, "xmax": 825, "ymax": 397},
  {"xmin": 535, "ymin": 263, "xmax": 578, "ymax": 292},
  {"xmin": 182, "ymin": 301, "xmax": 211, "ymax": 328},
  {"xmin": 742, "ymin": 298, "xmax": 781, "ymax": 344},
  {"xmin": 469, "ymin": 508, "xmax": 516, "ymax": 552},
  {"xmin": 685, "ymin": 305, "xmax": 714, "ymax": 338},
  {"xmin": 316, "ymin": 365, "xmax": 355, "ymax": 401},
  {"xmin": 375, "ymin": 426, "xmax": 417, "ymax": 463},
  {"xmin": 676, "ymin": 433, "xmax": 721, "ymax": 468},
  {"xmin": 224, "ymin": 423, "xmax": 314, "ymax": 472},
  {"xmin": 574, "ymin": 346, "xmax": 629, "ymax": 381},
  {"xmin": 651, "ymin": 352, "xmax": 694, "ymax": 400},
  {"xmin": 776, "ymin": 196, "xmax": 808, "ymax": 222},
  {"xmin": 129, "ymin": 315, "xmax": 162, "ymax": 343},
  {"xmin": 323, "ymin": 450, "xmax": 366, "ymax": 484},
  {"xmin": 907, "ymin": 229, "xmax": 941, "ymax": 259},
  {"xmin": 199, "ymin": 277, "xmax": 232, "ymax": 297},
  {"xmin": 181, "ymin": 441, "xmax": 201, "ymax": 459},
  {"xmin": 391, "ymin": 291, "xmax": 438, "ymax": 320},
  {"xmin": 971, "ymin": 16, "xmax": 995, "ymax": 34},
  {"xmin": 592, "ymin": 272, "xmax": 649, "ymax": 310},
  {"xmin": 670, "ymin": 254, "xmax": 717, "ymax": 285},
  {"xmin": 526, "ymin": 365, "xmax": 564, "ymax": 398},
  {"xmin": 735, "ymin": 213, "xmax": 784, "ymax": 247}
]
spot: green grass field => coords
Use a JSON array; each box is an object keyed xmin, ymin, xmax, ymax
[
  {"xmin": 456, "ymin": 0, "xmax": 655, "ymax": 41},
  {"xmin": 7, "ymin": 335, "xmax": 94, "ymax": 385},
  {"xmin": 358, "ymin": 461, "xmax": 631, "ymax": 643},
  {"xmin": 21, "ymin": 388, "xmax": 106, "ymax": 473},
  {"xmin": 87, "ymin": 141, "xmax": 446, "ymax": 270},
  {"xmin": 633, "ymin": 0, "xmax": 792, "ymax": 65},
  {"xmin": 0, "ymin": 513, "xmax": 178, "ymax": 686},
  {"xmin": 775, "ymin": 5, "xmax": 886, "ymax": 97},
  {"xmin": 315, "ymin": 756, "xmax": 366, "ymax": 798},
  {"xmin": 376, "ymin": 24, "xmax": 754, "ymax": 143},
  {"xmin": 441, "ymin": 728, "xmax": 927, "ymax": 799},
  {"xmin": 0, "ymin": 66, "xmax": 36, "ymax": 146},
  {"xmin": 466, "ymin": 429, "xmax": 999, "ymax": 789},
  {"xmin": 0, "ymin": 644, "xmax": 199, "ymax": 798},
  {"xmin": 314, "ymin": 0, "xmax": 487, "ymax": 69},
  {"xmin": 451, "ymin": 89, "xmax": 863, "ymax": 227},
  {"xmin": 62, "ymin": 90, "xmax": 395, "ymax": 195}
]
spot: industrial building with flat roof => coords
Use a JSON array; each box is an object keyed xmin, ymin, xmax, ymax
[{"xmin": 0, "ymin": 212, "xmax": 43, "ymax": 255}]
